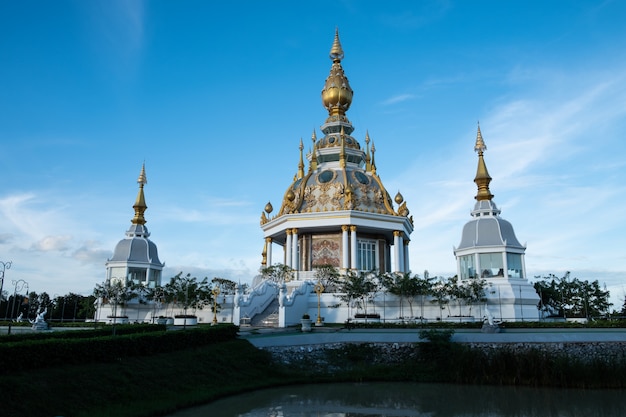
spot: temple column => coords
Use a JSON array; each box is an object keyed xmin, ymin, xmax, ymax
[
  {"xmin": 266, "ymin": 237, "xmax": 272, "ymax": 266},
  {"xmin": 285, "ymin": 229, "xmax": 292, "ymax": 268},
  {"xmin": 403, "ymin": 240, "xmax": 410, "ymax": 273},
  {"xmin": 291, "ymin": 228, "xmax": 299, "ymax": 270},
  {"xmin": 393, "ymin": 231, "xmax": 403, "ymax": 272},
  {"xmin": 341, "ymin": 225, "xmax": 350, "ymax": 269},
  {"xmin": 350, "ymin": 225, "xmax": 357, "ymax": 269}
]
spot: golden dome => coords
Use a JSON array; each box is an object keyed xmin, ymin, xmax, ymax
[
  {"xmin": 321, "ymin": 29, "xmax": 353, "ymax": 118},
  {"xmin": 286, "ymin": 189, "xmax": 295, "ymax": 201}
]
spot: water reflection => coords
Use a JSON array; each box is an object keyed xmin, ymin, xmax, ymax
[{"xmin": 167, "ymin": 382, "xmax": 626, "ymax": 417}]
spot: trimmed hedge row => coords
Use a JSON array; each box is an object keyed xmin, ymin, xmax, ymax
[
  {"xmin": 0, "ymin": 323, "xmax": 166, "ymax": 343},
  {"xmin": 0, "ymin": 324, "xmax": 238, "ymax": 372}
]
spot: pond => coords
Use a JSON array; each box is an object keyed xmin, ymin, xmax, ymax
[{"xmin": 166, "ymin": 382, "xmax": 626, "ymax": 416}]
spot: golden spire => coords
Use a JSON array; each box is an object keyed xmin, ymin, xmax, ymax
[
  {"xmin": 473, "ymin": 123, "xmax": 494, "ymax": 201},
  {"xmin": 131, "ymin": 163, "xmax": 148, "ymax": 225},
  {"xmin": 371, "ymin": 142, "xmax": 377, "ymax": 174},
  {"xmin": 329, "ymin": 27, "xmax": 344, "ymax": 62},
  {"xmin": 297, "ymin": 138, "xmax": 305, "ymax": 179},
  {"xmin": 321, "ymin": 29, "xmax": 353, "ymax": 118},
  {"xmin": 310, "ymin": 129, "xmax": 318, "ymax": 171},
  {"xmin": 365, "ymin": 131, "xmax": 372, "ymax": 172}
]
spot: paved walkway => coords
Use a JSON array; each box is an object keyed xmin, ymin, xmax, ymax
[{"xmin": 239, "ymin": 326, "xmax": 626, "ymax": 348}]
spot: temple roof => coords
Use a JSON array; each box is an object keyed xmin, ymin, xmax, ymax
[{"xmin": 261, "ymin": 30, "xmax": 410, "ymax": 225}]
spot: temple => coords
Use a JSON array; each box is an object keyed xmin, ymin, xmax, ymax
[{"xmin": 95, "ymin": 31, "xmax": 539, "ymax": 326}]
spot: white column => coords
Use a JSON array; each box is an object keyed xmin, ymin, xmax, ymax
[
  {"xmin": 403, "ymin": 241, "xmax": 410, "ymax": 273},
  {"xmin": 266, "ymin": 237, "xmax": 272, "ymax": 266},
  {"xmin": 393, "ymin": 231, "xmax": 402, "ymax": 272},
  {"xmin": 501, "ymin": 252, "xmax": 508, "ymax": 278},
  {"xmin": 341, "ymin": 225, "xmax": 350, "ymax": 269},
  {"xmin": 285, "ymin": 230, "xmax": 292, "ymax": 268},
  {"xmin": 521, "ymin": 253, "xmax": 527, "ymax": 279},
  {"xmin": 291, "ymin": 228, "xmax": 298, "ymax": 270},
  {"xmin": 350, "ymin": 226, "xmax": 357, "ymax": 269}
]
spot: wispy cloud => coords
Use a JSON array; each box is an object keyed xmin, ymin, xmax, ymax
[{"xmin": 381, "ymin": 94, "xmax": 416, "ymax": 106}]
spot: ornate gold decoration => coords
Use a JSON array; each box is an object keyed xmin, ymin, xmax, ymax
[
  {"xmin": 321, "ymin": 29, "xmax": 353, "ymax": 119},
  {"xmin": 131, "ymin": 163, "xmax": 148, "ymax": 225},
  {"xmin": 474, "ymin": 123, "xmax": 494, "ymax": 201}
]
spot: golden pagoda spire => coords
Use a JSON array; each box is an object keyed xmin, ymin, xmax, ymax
[
  {"xmin": 365, "ymin": 131, "xmax": 372, "ymax": 172},
  {"xmin": 297, "ymin": 138, "xmax": 305, "ymax": 179},
  {"xmin": 310, "ymin": 129, "xmax": 318, "ymax": 171},
  {"xmin": 321, "ymin": 29, "xmax": 353, "ymax": 119},
  {"xmin": 131, "ymin": 163, "xmax": 148, "ymax": 225},
  {"xmin": 474, "ymin": 123, "xmax": 494, "ymax": 201},
  {"xmin": 371, "ymin": 142, "xmax": 377, "ymax": 174}
]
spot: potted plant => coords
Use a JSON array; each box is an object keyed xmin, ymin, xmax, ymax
[{"xmin": 301, "ymin": 313, "xmax": 312, "ymax": 332}]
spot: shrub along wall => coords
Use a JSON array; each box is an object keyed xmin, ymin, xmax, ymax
[
  {"xmin": 0, "ymin": 323, "xmax": 166, "ymax": 343},
  {"xmin": 262, "ymin": 340, "xmax": 626, "ymax": 388},
  {"xmin": 0, "ymin": 324, "xmax": 238, "ymax": 372}
]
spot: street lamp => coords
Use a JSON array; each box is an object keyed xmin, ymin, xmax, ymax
[
  {"xmin": 0, "ymin": 260, "xmax": 12, "ymax": 304},
  {"xmin": 11, "ymin": 279, "xmax": 29, "ymax": 321},
  {"xmin": 211, "ymin": 287, "xmax": 220, "ymax": 325},
  {"xmin": 315, "ymin": 281, "xmax": 325, "ymax": 326}
]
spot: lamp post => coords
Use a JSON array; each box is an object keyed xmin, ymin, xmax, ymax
[
  {"xmin": 315, "ymin": 281, "xmax": 324, "ymax": 326},
  {"xmin": 11, "ymin": 279, "xmax": 29, "ymax": 320},
  {"xmin": 0, "ymin": 260, "xmax": 12, "ymax": 307},
  {"xmin": 211, "ymin": 287, "xmax": 220, "ymax": 325}
]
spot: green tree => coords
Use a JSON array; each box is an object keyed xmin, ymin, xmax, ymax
[
  {"xmin": 94, "ymin": 279, "xmax": 139, "ymax": 318},
  {"xmin": 337, "ymin": 270, "xmax": 378, "ymax": 317},
  {"xmin": 534, "ymin": 272, "xmax": 611, "ymax": 318},
  {"xmin": 163, "ymin": 273, "xmax": 212, "ymax": 317},
  {"xmin": 313, "ymin": 264, "xmax": 340, "ymax": 292},
  {"xmin": 260, "ymin": 264, "xmax": 294, "ymax": 284}
]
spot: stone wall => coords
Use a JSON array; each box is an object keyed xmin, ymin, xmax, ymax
[{"xmin": 263, "ymin": 341, "xmax": 626, "ymax": 369}]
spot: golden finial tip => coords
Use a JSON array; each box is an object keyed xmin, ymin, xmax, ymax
[
  {"xmin": 474, "ymin": 123, "xmax": 486, "ymax": 153},
  {"xmin": 137, "ymin": 163, "xmax": 147, "ymax": 185},
  {"xmin": 394, "ymin": 191, "xmax": 404, "ymax": 204},
  {"xmin": 329, "ymin": 28, "xmax": 344, "ymax": 62},
  {"xmin": 265, "ymin": 202, "xmax": 273, "ymax": 214}
]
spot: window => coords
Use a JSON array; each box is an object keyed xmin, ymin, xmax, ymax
[
  {"xmin": 128, "ymin": 268, "xmax": 147, "ymax": 284},
  {"xmin": 459, "ymin": 255, "xmax": 476, "ymax": 280},
  {"xmin": 357, "ymin": 239, "xmax": 377, "ymax": 271},
  {"xmin": 506, "ymin": 253, "xmax": 524, "ymax": 278},
  {"xmin": 478, "ymin": 253, "xmax": 504, "ymax": 278}
]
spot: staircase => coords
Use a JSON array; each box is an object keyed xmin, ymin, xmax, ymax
[{"xmin": 250, "ymin": 298, "xmax": 279, "ymax": 327}]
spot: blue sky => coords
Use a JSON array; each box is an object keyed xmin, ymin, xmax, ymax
[{"xmin": 1, "ymin": 1, "xmax": 625, "ymax": 306}]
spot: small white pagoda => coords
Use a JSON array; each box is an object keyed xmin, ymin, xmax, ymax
[{"xmin": 453, "ymin": 125, "xmax": 540, "ymax": 321}]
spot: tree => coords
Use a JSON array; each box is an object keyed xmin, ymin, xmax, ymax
[
  {"xmin": 163, "ymin": 273, "xmax": 212, "ymax": 317},
  {"xmin": 94, "ymin": 279, "xmax": 139, "ymax": 318},
  {"xmin": 382, "ymin": 272, "xmax": 433, "ymax": 319},
  {"xmin": 337, "ymin": 270, "xmax": 378, "ymax": 317},
  {"xmin": 260, "ymin": 264, "xmax": 294, "ymax": 284},
  {"xmin": 313, "ymin": 265, "xmax": 340, "ymax": 292},
  {"xmin": 534, "ymin": 272, "xmax": 612, "ymax": 318}
]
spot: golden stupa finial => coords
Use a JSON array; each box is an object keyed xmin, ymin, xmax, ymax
[
  {"xmin": 365, "ymin": 131, "xmax": 372, "ymax": 172},
  {"xmin": 131, "ymin": 163, "xmax": 148, "ymax": 225},
  {"xmin": 473, "ymin": 123, "xmax": 494, "ymax": 201},
  {"xmin": 297, "ymin": 138, "xmax": 305, "ymax": 179},
  {"xmin": 310, "ymin": 129, "xmax": 318, "ymax": 171},
  {"xmin": 330, "ymin": 27, "xmax": 344, "ymax": 62},
  {"xmin": 321, "ymin": 29, "xmax": 353, "ymax": 118}
]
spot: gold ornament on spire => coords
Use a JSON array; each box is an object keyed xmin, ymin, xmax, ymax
[
  {"xmin": 297, "ymin": 138, "xmax": 305, "ymax": 179},
  {"xmin": 321, "ymin": 29, "xmax": 353, "ymax": 119},
  {"xmin": 473, "ymin": 124, "xmax": 494, "ymax": 201},
  {"xmin": 131, "ymin": 163, "xmax": 148, "ymax": 225}
]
